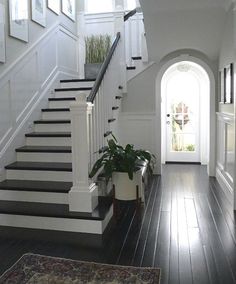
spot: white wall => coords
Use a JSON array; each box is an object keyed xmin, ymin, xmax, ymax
[
  {"xmin": 219, "ymin": 5, "xmax": 235, "ymax": 114},
  {"xmin": 0, "ymin": 0, "xmax": 77, "ymax": 74},
  {"xmin": 122, "ymin": 63, "xmax": 158, "ymax": 112}
]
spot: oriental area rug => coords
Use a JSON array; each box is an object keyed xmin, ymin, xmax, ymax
[{"xmin": 0, "ymin": 253, "xmax": 161, "ymax": 284}]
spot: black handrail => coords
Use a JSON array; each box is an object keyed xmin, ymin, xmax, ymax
[
  {"xmin": 87, "ymin": 32, "xmax": 121, "ymax": 103},
  {"xmin": 124, "ymin": 8, "xmax": 137, "ymax": 22}
]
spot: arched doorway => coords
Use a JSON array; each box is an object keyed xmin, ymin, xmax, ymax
[
  {"xmin": 155, "ymin": 55, "xmax": 216, "ymax": 176},
  {"xmin": 161, "ymin": 61, "xmax": 209, "ymax": 164}
]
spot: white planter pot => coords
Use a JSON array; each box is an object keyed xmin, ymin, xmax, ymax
[{"xmin": 112, "ymin": 172, "xmax": 140, "ymax": 201}]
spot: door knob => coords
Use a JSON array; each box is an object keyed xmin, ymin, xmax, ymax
[{"xmin": 166, "ymin": 114, "xmax": 170, "ymax": 117}]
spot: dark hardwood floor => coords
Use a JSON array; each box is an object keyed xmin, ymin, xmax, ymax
[{"xmin": 0, "ymin": 164, "xmax": 236, "ymax": 284}]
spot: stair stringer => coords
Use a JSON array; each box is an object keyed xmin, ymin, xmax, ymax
[{"xmin": 127, "ymin": 61, "xmax": 155, "ymax": 82}]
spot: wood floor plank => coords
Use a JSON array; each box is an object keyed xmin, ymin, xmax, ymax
[
  {"xmin": 153, "ymin": 211, "xmax": 171, "ymax": 284},
  {"xmin": 168, "ymin": 192, "xmax": 180, "ymax": 284},
  {"xmin": 131, "ymin": 178, "xmax": 160, "ymax": 266},
  {"xmin": 141, "ymin": 178, "xmax": 162, "ymax": 267},
  {"xmin": 177, "ymin": 195, "xmax": 193, "ymax": 284}
]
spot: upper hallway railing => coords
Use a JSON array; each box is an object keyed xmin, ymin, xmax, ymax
[{"xmin": 124, "ymin": 8, "xmax": 137, "ymax": 22}]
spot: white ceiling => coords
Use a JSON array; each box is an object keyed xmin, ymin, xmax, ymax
[{"xmin": 139, "ymin": 0, "xmax": 231, "ymax": 62}]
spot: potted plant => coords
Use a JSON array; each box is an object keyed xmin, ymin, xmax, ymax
[
  {"xmin": 85, "ymin": 34, "xmax": 111, "ymax": 79},
  {"xmin": 89, "ymin": 136, "xmax": 156, "ymax": 201}
]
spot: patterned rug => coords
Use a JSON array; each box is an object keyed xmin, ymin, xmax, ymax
[{"xmin": 0, "ymin": 253, "xmax": 161, "ymax": 284}]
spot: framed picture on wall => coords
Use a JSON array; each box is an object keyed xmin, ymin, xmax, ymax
[
  {"xmin": 224, "ymin": 63, "xmax": 234, "ymax": 104},
  {"xmin": 31, "ymin": 0, "xmax": 46, "ymax": 27},
  {"xmin": 9, "ymin": 0, "xmax": 29, "ymax": 42},
  {"xmin": 219, "ymin": 70, "xmax": 224, "ymax": 103},
  {"xmin": 0, "ymin": 3, "xmax": 6, "ymax": 63},
  {"xmin": 62, "ymin": 0, "xmax": 75, "ymax": 21},
  {"xmin": 47, "ymin": 0, "xmax": 60, "ymax": 15}
]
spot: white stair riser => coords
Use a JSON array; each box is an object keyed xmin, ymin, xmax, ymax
[
  {"xmin": 34, "ymin": 123, "xmax": 71, "ymax": 132},
  {"xmin": 7, "ymin": 169, "xmax": 72, "ymax": 182},
  {"xmin": 49, "ymin": 101, "xmax": 74, "ymax": 108},
  {"xmin": 42, "ymin": 112, "xmax": 71, "ymax": 120},
  {"xmin": 54, "ymin": 90, "xmax": 90, "ymax": 98},
  {"xmin": 26, "ymin": 137, "xmax": 71, "ymax": 146},
  {"xmin": 17, "ymin": 152, "xmax": 72, "ymax": 163},
  {"xmin": 0, "ymin": 190, "xmax": 68, "ymax": 204},
  {"xmin": 0, "ymin": 208, "xmax": 113, "ymax": 233},
  {"xmin": 60, "ymin": 81, "xmax": 94, "ymax": 88}
]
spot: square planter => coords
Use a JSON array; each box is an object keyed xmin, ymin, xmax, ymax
[{"xmin": 84, "ymin": 63, "xmax": 102, "ymax": 79}]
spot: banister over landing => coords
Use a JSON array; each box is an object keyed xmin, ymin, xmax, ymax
[
  {"xmin": 124, "ymin": 8, "xmax": 137, "ymax": 22},
  {"xmin": 87, "ymin": 32, "xmax": 121, "ymax": 103}
]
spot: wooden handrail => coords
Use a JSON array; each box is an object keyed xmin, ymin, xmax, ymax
[
  {"xmin": 87, "ymin": 32, "xmax": 121, "ymax": 103},
  {"xmin": 124, "ymin": 8, "xmax": 137, "ymax": 22}
]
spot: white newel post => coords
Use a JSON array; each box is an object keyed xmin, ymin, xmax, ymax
[
  {"xmin": 69, "ymin": 94, "xmax": 98, "ymax": 213},
  {"xmin": 114, "ymin": 10, "xmax": 127, "ymax": 93}
]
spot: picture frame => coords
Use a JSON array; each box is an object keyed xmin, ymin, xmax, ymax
[
  {"xmin": 62, "ymin": 0, "xmax": 75, "ymax": 21},
  {"xmin": 0, "ymin": 3, "xmax": 6, "ymax": 63},
  {"xmin": 9, "ymin": 0, "xmax": 29, "ymax": 42},
  {"xmin": 47, "ymin": 0, "xmax": 60, "ymax": 15},
  {"xmin": 219, "ymin": 70, "xmax": 224, "ymax": 103},
  {"xmin": 31, "ymin": 0, "xmax": 46, "ymax": 27},
  {"xmin": 224, "ymin": 63, "xmax": 234, "ymax": 104}
]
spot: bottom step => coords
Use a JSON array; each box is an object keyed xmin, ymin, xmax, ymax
[{"xmin": 0, "ymin": 197, "xmax": 113, "ymax": 234}]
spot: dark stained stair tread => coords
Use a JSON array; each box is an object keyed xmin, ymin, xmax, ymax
[
  {"xmin": 112, "ymin": 106, "xmax": 119, "ymax": 110},
  {"xmin": 54, "ymin": 87, "xmax": 92, "ymax": 92},
  {"xmin": 60, "ymin": 79, "xmax": 96, "ymax": 83},
  {"xmin": 126, "ymin": 66, "xmax": 136, "ymax": 70},
  {"xmin": 41, "ymin": 108, "xmax": 70, "ymax": 112},
  {"xmin": 0, "ymin": 197, "xmax": 112, "ymax": 220},
  {"xmin": 16, "ymin": 146, "xmax": 71, "ymax": 153},
  {"xmin": 108, "ymin": 118, "xmax": 116, "ymax": 123},
  {"xmin": 5, "ymin": 162, "xmax": 72, "ymax": 172},
  {"xmin": 132, "ymin": 56, "xmax": 142, "ymax": 60},
  {"xmin": 34, "ymin": 120, "xmax": 71, "ymax": 124},
  {"xmin": 104, "ymin": 131, "xmax": 112, "ymax": 138},
  {"xmin": 0, "ymin": 180, "xmax": 72, "ymax": 193},
  {"xmin": 48, "ymin": 97, "xmax": 76, "ymax": 101},
  {"xmin": 25, "ymin": 132, "xmax": 71, "ymax": 137}
]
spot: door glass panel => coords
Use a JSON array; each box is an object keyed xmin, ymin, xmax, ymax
[
  {"xmin": 171, "ymin": 134, "xmax": 195, "ymax": 152},
  {"xmin": 170, "ymin": 100, "xmax": 196, "ymax": 152}
]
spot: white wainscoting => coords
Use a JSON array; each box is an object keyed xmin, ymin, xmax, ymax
[
  {"xmin": 216, "ymin": 112, "xmax": 235, "ymax": 195},
  {"xmin": 0, "ymin": 23, "xmax": 79, "ymax": 180},
  {"xmin": 118, "ymin": 112, "xmax": 158, "ymax": 172}
]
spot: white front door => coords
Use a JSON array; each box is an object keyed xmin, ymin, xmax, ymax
[{"xmin": 165, "ymin": 71, "xmax": 200, "ymax": 162}]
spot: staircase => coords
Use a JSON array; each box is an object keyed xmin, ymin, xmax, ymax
[
  {"xmin": 0, "ymin": 8, "xmax": 147, "ymax": 237},
  {"xmin": 0, "ymin": 78, "xmax": 115, "ymax": 235}
]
